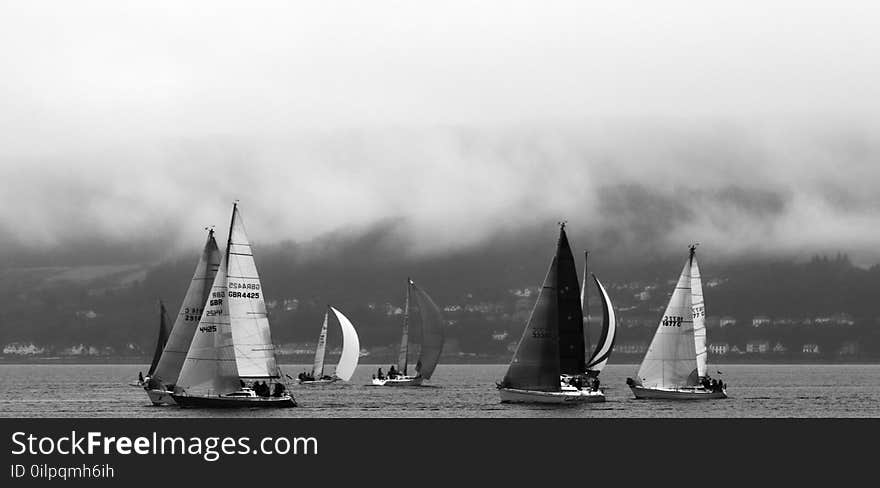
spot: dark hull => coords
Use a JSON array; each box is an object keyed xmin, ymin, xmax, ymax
[{"xmin": 171, "ymin": 394, "xmax": 297, "ymax": 408}]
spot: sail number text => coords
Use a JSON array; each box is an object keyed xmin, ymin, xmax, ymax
[
  {"xmin": 183, "ymin": 307, "xmax": 204, "ymax": 322},
  {"xmin": 532, "ymin": 327, "xmax": 553, "ymax": 339},
  {"xmin": 662, "ymin": 316, "xmax": 683, "ymax": 327},
  {"xmin": 229, "ymin": 291, "xmax": 260, "ymax": 299},
  {"xmin": 692, "ymin": 306, "xmax": 705, "ymax": 318}
]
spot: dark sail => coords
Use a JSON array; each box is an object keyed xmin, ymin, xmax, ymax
[
  {"xmin": 556, "ymin": 227, "xmax": 586, "ymax": 374},
  {"xmin": 411, "ymin": 282, "xmax": 445, "ymax": 380},
  {"xmin": 500, "ymin": 255, "xmax": 561, "ymax": 392},
  {"xmin": 148, "ymin": 301, "xmax": 171, "ymax": 376}
]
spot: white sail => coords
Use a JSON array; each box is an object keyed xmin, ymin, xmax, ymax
[
  {"xmin": 176, "ymin": 252, "xmax": 241, "ymax": 395},
  {"xmin": 691, "ymin": 251, "xmax": 708, "ymax": 378},
  {"xmin": 312, "ymin": 312, "xmax": 329, "ymax": 377},
  {"xmin": 330, "ymin": 306, "xmax": 360, "ymax": 381},
  {"xmin": 152, "ymin": 229, "xmax": 221, "ymax": 386},
  {"xmin": 636, "ymin": 255, "xmax": 698, "ymax": 388},
  {"xmin": 225, "ymin": 204, "xmax": 279, "ymax": 378},
  {"xmin": 585, "ymin": 275, "xmax": 617, "ymax": 373}
]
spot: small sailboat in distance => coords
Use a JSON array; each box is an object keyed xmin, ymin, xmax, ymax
[
  {"xmin": 171, "ymin": 203, "xmax": 296, "ymax": 408},
  {"xmin": 371, "ymin": 279, "xmax": 445, "ymax": 386},
  {"xmin": 131, "ymin": 301, "xmax": 171, "ymax": 387},
  {"xmin": 626, "ymin": 244, "xmax": 728, "ymax": 400},
  {"xmin": 142, "ymin": 228, "xmax": 221, "ymax": 405},
  {"xmin": 298, "ymin": 306, "xmax": 361, "ymax": 384},
  {"xmin": 497, "ymin": 223, "xmax": 605, "ymax": 403}
]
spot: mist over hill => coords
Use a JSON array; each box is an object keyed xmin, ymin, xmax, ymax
[{"xmin": 2, "ymin": 219, "xmax": 879, "ymax": 360}]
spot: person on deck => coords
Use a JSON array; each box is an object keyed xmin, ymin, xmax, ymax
[
  {"xmin": 138, "ymin": 372, "xmax": 144, "ymax": 384},
  {"xmin": 377, "ymin": 367, "xmax": 384, "ymax": 380},
  {"xmin": 388, "ymin": 365, "xmax": 398, "ymax": 379}
]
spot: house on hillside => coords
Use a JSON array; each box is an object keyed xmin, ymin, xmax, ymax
[
  {"xmin": 751, "ymin": 316, "xmax": 771, "ymax": 327},
  {"xmin": 720, "ymin": 316, "xmax": 737, "ymax": 328}
]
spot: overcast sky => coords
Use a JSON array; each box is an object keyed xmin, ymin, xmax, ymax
[{"xmin": 1, "ymin": 1, "xmax": 879, "ymax": 264}]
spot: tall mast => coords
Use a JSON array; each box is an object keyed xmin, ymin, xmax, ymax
[
  {"xmin": 226, "ymin": 201, "xmax": 237, "ymax": 265},
  {"xmin": 397, "ymin": 278, "xmax": 412, "ymax": 375},
  {"xmin": 581, "ymin": 250, "xmax": 591, "ymax": 362}
]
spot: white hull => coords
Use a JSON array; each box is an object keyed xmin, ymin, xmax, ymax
[
  {"xmin": 371, "ymin": 376, "xmax": 423, "ymax": 387},
  {"xmin": 297, "ymin": 378, "xmax": 339, "ymax": 385},
  {"xmin": 630, "ymin": 385, "xmax": 727, "ymax": 400},
  {"xmin": 146, "ymin": 389, "xmax": 176, "ymax": 406},
  {"xmin": 499, "ymin": 387, "xmax": 606, "ymax": 404}
]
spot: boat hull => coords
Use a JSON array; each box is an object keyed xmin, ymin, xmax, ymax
[
  {"xmin": 171, "ymin": 394, "xmax": 297, "ymax": 408},
  {"xmin": 499, "ymin": 387, "xmax": 606, "ymax": 404},
  {"xmin": 145, "ymin": 389, "xmax": 176, "ymax": 406},
  {"xmin": 298, "ymin": 378, "xmax": 339, "ymax": 385},
  {"xmin": 629, "ymin": 385, "xmax": 727, "ymax": 400},
  {"xmin": 371, "ymin": 376, "xmax": 423, "ymax": 387}
]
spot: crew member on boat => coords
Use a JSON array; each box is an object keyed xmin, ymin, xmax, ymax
[{"xmin": 388, "ymin": 365, "xmax": 398, "ymax": 379}]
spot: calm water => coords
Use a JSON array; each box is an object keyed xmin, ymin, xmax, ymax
[{"xmin": 1, "ymin": 363, "xmax": 878, "ymax": 418}]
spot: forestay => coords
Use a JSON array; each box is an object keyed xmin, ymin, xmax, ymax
[
  {"xmin": 636, "ymin": 254, "xmax": 699, "ymax": 388},
  {"xmin": 152, "ymin": 229, "xmax": 221, "ymax": 385},
  {"xmin": 501, "ymin": 245, "xmax": 563, "ymax": 392}
]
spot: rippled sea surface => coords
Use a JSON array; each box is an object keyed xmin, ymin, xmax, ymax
[{"xmin": 1, "ymin": 363, "xmax": 879, "ymax": 418}]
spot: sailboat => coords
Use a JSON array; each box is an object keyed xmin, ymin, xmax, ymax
[
  {"xmin": 297, "ymin": 306, "xmax": 361, "ymax": 385},
  {"xmin": 583, "ymin": 251, "xmax": 618, "ymax": 380},
  {"xmin": 143, "ymin": 228, "xmax": 221, "ymax": 405},
  {"xmin": 130, "ymin": 301, "xmax": 172, "ymax": 387},
  {"xmin": 171, "ymin": 203, "xmax": 296, "ymax": 408},
  {"xmin": 626, "ymin": 245, "xmax": 727, "ymax": 400},
  {"xmin": 497, "ymin": 223, "xmax": 607, "ymax": 403},
  {"xmin": 371, "ymin": 279, "xmax": 445, "ymax": 386}
]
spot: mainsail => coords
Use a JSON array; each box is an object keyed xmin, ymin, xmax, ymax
[
  {"xmin": 176, "ymin": 251, "xmax": 241, "ymax": 395},
  {"xmin": 585, "ymin": 275, "xmax": 617, "ymax": 373},
  {"xmin": 329, "ymin": 306, "xmax": 360, "ymax": 381},
  {"xmin": 636, "ymin": 250, "xmax": 699, "ymax": 388},
  {"xmin": 555, "ymin": 226, "xmax": 585, "ymax": 375},
  {"xmin": 225, "ymin": 203, "xmax": 278, "ymax": 379},
  {"xmin": 148, "ymin": 301, "xmax": 171, "ymax": 377},
  {"xmin": 690, "ymin": 247, "xmax": 708, "ymax": 379},
  {"xmin": 312, "ymin": 311, "xmax": 329, "ymax": 378},
  {"xmin": 410, "ymin": 281, "xmax": 445, "ymax": 380},
  {"xmin": 152, "ymin": 229, "xmax": 221, "ymax": 385}
]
